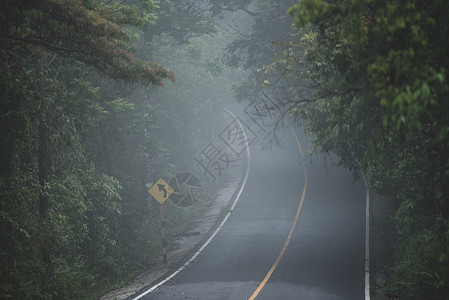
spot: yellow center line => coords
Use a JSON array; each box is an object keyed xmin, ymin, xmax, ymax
[{"xmin": 248, "ymin": 128, "xmax": 308, "ymax": 300}]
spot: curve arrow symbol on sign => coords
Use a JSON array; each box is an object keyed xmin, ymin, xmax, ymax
[
  {"xmin": 148, "ymin": 178, "xmax": 173, "ymax": 205},
  {"xmin": 157, "ymin": 184, "xmax": 168, "ymax": 198}
]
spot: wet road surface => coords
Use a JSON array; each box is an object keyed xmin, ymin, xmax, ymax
[{"xmin": 134, "ymin": 127, "xmax": 365, "ymax": 300}]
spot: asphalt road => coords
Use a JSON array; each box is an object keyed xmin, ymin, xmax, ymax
[{"xmin": 135, "ymin": 127, "xmax": 365, "ymax": 300}]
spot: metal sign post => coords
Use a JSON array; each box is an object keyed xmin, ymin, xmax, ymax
[
  {"xmin": 161, "ymin": 204, "xmax": 167, "ymax": 264},
  {"xmin": 147, "ymin": 178, "xmax": 174, "ymax": 264}
]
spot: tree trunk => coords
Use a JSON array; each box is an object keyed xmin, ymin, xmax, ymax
[
  {"xmin": 38, "ymin": 53, "xmax": 50, "ymax": 265},
  {"xmin": 441, "ymin": 145, "xmax": 449, "ymax": 219},
  {"xmin": 38, "ymin": 118, "xmax": 49, "ymax": 219}
]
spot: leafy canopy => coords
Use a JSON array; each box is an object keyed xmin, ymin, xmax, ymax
[{"xmin": 0, "ymin": 0, "xmax": 174, "ymax": 87}]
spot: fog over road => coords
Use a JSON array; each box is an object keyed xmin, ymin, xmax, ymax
[{"xmin": 135, "ymin": 126, "xmax": 365, "ymax": 300}]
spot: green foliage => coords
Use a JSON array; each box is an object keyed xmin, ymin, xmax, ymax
[
  {"xmin": 390, "ymin": 229, "xmax": 443, "ymax": 299},
  {"xmin": 0, "ymin": 0, "xmax": 174, "ymax": 87},
  {"xmin": 222, "ymin": 0, "xmax": 449, "ymax": 298},
  {"xmin": 0, "ymin": 148, "xmax": 124, "ymax": 298},
  {"xmin": 145, "ymin": 0, "xmax": 217, "ymax": 44},
  {"xmin": 1, "ymin": 0, "xmax": 242, "ymax": 298},
  {"xmin": 283, "ymin": 0, "xmax": 449, "ymax": 298},
  {"xmin": 289, "ymin": 0, "xmax": 449, "ymax": 134}
]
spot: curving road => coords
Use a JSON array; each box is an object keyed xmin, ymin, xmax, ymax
[{"xmin": 132, "ymin": 126, "xmax": 365, "ymax": 300}]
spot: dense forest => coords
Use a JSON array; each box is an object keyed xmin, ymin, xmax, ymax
[
  {"xmin": 0, "ymin": 0, "xmax": 239, "ymax": 298},
  {"xmin": 1, "ymin": 0, "xmax": 448, "ymax": 299},
  {"xmin": 243, "ymin": 0, "xmax": 449, "ymax": 298}
]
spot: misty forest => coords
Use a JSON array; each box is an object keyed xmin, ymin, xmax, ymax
[{"xmin": 1, "ymin": 0, "xmax": 449, "ymax": 299}]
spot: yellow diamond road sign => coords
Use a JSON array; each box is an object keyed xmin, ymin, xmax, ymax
[{"xmin": 147, "ymin": 178, "xmax": 174, "ymax": 205}]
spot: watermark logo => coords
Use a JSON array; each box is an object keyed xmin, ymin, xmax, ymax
[
  {"xmin": 191, "ymin": 97, "xmax": 282, "ymax": 184},
  {"xmin": 194, "ymin": 142, "xmax": 234, "ymax": 183},
  {"xmin": 218, "ymin": 117, "xmax": 258, "ymax": 156}
]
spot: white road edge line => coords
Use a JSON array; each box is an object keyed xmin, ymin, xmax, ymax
[
  {"xmin": 132, "ymin": 109, "xmax": 251, "ymax": 300},
  {"xmin": 362, "ymin": 173, "xmax": 370, "ymax": 300}
]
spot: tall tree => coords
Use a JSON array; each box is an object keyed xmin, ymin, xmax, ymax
[{"xmin": 0, "ymin": 0, "xmax": 174, "ymax": 298}]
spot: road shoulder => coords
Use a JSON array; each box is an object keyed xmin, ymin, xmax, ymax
[{"xmin": 100, "ymin": 162, "xmax": 244, "ymax": 300}]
